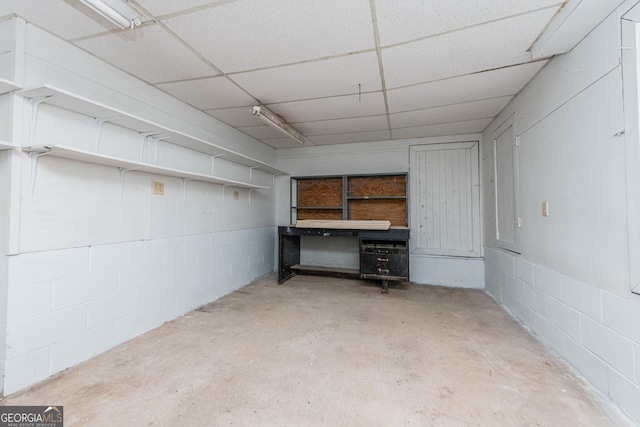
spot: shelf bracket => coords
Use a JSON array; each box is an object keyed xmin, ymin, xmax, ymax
[
  {"xmin": 28, "ymin": 150, "xmax": 52, "ymax": 198},
  {"xmin": 29, "ymin": 95, "xmax": 54, "ymax": 147},
  {"xmin": 211, "ymin": 154, "xmax": 225, "ymax": 174},
  {"xmin": 221, "ymin": 184, "xmax": 230, "ymax": 206},
  {"xmin": 182, "ymin": 178, "xmax": 195, "ymax": 206},
  {"xmin": 249, "ymin": 188, "xmax": 255, "ymax": 207},
  {"xmin": 249, "ymin": 166, "xmax": 260, "ymax": 184},
  {"xmin": 118, "ymin": 167, "xmax": 141, "ymax": 202},
  {"xmin": 139, "ymin": 131, "xmax": 161, "ymax": 162},
  {"xmin": 151, "ymin": 136, "xmax": 172, "ymax": 165},
  {"xmin": 95, "ymin": 116, "xmax": 120, "ymax": 152}
]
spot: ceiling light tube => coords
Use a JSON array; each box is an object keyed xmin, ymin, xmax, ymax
[
  {"xmin": 78, "ymin": 0, "xmax": 141, "ymax": 29},
  {"xmin": 251, "ymin": 106, "xmax": 305, "ymax": 144}
]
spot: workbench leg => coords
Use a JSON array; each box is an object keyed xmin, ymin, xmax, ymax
[
  {"xmin": 381, "ymin": 280, "xmax": 389, "ymax": 294},
  {"xmin": 279, "ymin": 234, "xmax": 300, "ymax": 284}
]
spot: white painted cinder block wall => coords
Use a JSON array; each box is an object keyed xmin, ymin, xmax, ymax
[
  {"xmin": 482, "ymin": 6, "xmax": 640, "ymax": 425},
  {"xmin": 4, "ymin": 228, "xmax": 274, "ymax": 393},
  {"xmin": 0, "ymin": 18, "xmax": 277, "ymax": 394},
  {"xmin": 275, "ymin": 137, "xmax": 485, "ymax": 289}
]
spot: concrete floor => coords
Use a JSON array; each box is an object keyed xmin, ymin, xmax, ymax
[{"xmin": 0, "ymin": 274, "xmax": 630, "ymax": 426}]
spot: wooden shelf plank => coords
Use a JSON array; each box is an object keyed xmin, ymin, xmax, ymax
[
  {"xmin": 24, "ymin": 145, "xmax": 268, "ymax": 189},
  {"xmin": 293, "ymin": 206, "xmax": 343, "ymax": 210},
  {"xmin": 347, "ymin": 196, "xmax": 407, "ymax": 200},
  {"xmin": 290, "ymin": 264, "xmax": 360, "ymax": 276},
  {"xmin": 19, "ymin": 85, "xmax": 287, "ymax": 175}
]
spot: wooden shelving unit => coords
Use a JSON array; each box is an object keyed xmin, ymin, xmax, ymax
[
  {"xmin": 291, "ymin": 176, "xmax": 344, "ymax": 221},
  {"xmin": 290, "ymin": 173, "xmax": 408, "ymax": 225}
]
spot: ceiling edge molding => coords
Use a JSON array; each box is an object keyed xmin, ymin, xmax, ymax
[{"xmin": 531, "ymin": 0, "xmax": 626, "ymax": 58}]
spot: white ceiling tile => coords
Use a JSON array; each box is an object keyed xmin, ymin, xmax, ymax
[
  {"xmin": 242, "ymin": 132, "xmax": 311, "ymax": 148},
  {"xmin": 375, "ymin": 0, "xmax": 562, "ymax": 46},
  {"xmin": 309, "ymin": 130, "xmax": 392, "ymax": 145},
  {"xmin": 387, "ymin": 61, "xmax": 546, "ymax": 113},
  {"xmin": 298, "ymin": 116, "xmax": 389, "ymax": 136},
  {"xmin": 218, "ymin": 94, "xmax": 386, "ymax": 144},
  {"xmin": 134, "ymin": 0, "xmax": 222, "ymax": 17},
  {"xmin": 206, "ymin": 106, "xmax": 259, "ymax": 127},
  {"xmin": 266, "ymin": 93, "xmax": 387, "ymax": 123},
  {"xmin": 390, "ymin": 97, "xmax": 511, "ymax": 129},
  {"xmin": 75, "ymin": 24, "xmax": 215, "ymax": 83},
  {"xmin": 236, "ymin": 113, "xmax": 389, "ymax": 145},
  {"xmin": 232, "ymin": 52, "xmax": 382, "ymax": 103},
  {"xmin": 382, "ymin": 8, "xmax": 556, "ymax": 88},
  {"xmin": 164, "ymin": 0, "xmax": 374, "ymax": 73},
  {"xmin": 259, "ymin": 137, "xmax": 308, "ymax": 149},
  {"xmin": 158, "ymin": 76, "xmax": 256, "ymax": 110},
  {"xmin": 393, "ymin": 119, "xmax": 492, "ymax": 139},
  {"xmin": 238, "ymin": 124, "xmax": 290, "ymax": 141}
]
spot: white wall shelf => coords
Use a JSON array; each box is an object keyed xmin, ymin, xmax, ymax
[
  {"xmin": 24, "ymin": 144, "xmax": 268, "ymax": 196},
  {"xmin": 0, "ymin": 77, "xmax": 20, "ymax": 95},
  {"xmin": 19, "ymin": 85, "xmax": 287, "ymax": 176},
  {"xmin": 0, "ymin": 141, "xmax": 17, "ymax": 150}
]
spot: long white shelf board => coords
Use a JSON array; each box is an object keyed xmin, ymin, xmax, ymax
[
  {"xmin": 0, "ymin": 141, "xmax": 17, "ymax": 150},
  {"xmin": 0, "ymin": 77, "xmax": 20, "ymax": 95},
  {"xmin": 19, "ymin": 85, "xmax": 287, "ymax": 175},
  {"xmin": 24, "ymin": 145, "xmax": 268, "ymax": 190}
]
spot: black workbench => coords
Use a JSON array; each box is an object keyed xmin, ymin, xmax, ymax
[{"xmin": 278, "ymin": 225, "xmax": 410, "ymax": 292}]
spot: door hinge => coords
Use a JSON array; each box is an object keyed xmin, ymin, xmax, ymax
[
  {"xmin": 517, "ymin": 217, "xmax": 523, "ymax": 228},
  {"xmin": 515, "ymin": 136, "xmax": 520, "ymax": 147}
]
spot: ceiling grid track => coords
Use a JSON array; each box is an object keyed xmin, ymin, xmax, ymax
[
  {"xmin": 369, "ymin": 0, "xmax": 393, "ymax": 140},
  {"xmin": 128, "ymin": 0, "xmax": 262, "ymax": 106}
]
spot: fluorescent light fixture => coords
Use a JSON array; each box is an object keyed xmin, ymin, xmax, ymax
[
  {"xmin": 251, "ymin": 105, "xmax": 305, "ymax": 145},
  {"xmin": 78, "ymin": 0, "xmax": 141, "ymax": 29}
]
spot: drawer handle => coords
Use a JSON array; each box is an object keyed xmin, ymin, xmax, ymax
[
  {"xmin": 378, "ymin": 268, "xmax": 389, "ymax": 274},
  {"xmin": 377, "ymin": 257, "xmax": 389, "ymax": 262}
]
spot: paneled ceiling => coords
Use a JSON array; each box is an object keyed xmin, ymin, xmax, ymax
[{"xmin": 0, "ymin": 0, "xmax": 563, "ymax": 148}]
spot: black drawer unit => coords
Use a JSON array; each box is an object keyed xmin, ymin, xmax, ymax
[{"xmin": 359, "ymin": 239, "xmax": 409, "ymax": 292}]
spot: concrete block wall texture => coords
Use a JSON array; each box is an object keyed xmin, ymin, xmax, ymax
[
  {"xmin": 409, "ymin": 255, "xmax": 484, "ymax": 289},
  {"xmin": 3, "ymin": 227, "xmax": 274, "ymax": 394},
  {"xmin": 485, "ymin": 247, "xmax": 640, "ymax": 424},
  {"xmin": 0, "ymin": 255, "xmax": 7, "ymax": 390}
]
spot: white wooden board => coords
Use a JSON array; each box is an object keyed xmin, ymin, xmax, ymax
[{"xmin": 295, "ymin": 219, "xmax": 391, "ymax": 230}]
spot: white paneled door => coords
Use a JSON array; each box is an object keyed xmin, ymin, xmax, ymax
[{"xmin": 410, "ymin": 141, "xmax": 481, "ymax": 257}]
